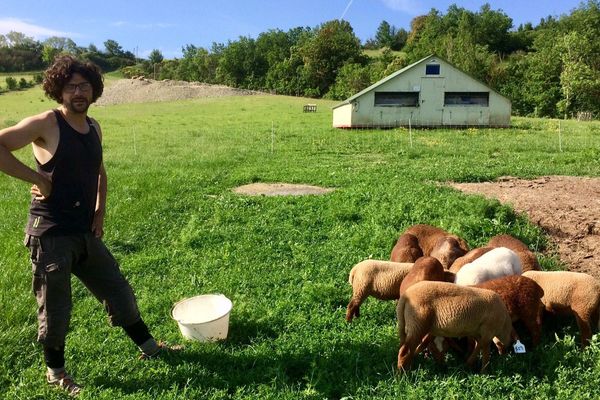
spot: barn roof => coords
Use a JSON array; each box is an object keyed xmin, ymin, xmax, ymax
[{"xmin": 332, "ymin": 54, "xmax": 509, "ymax": 109}]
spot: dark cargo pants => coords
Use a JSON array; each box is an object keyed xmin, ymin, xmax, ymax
[{"xmin": 25, "ymin": 233, "xmax": 141, "ymax": 348}]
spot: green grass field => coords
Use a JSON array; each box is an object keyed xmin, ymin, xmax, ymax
[
  {"xmin": 0, "ymin": 71, "xmax": 40, "ymax": 91},
  {"xmin": 1, "ymin": 85, "xmax": 599, "ymax": 399}
]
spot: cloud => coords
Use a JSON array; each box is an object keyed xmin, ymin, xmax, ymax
[
  {"xmin": 380, "ymin": 0, "xmax": 423, "ymax": 14},
  {"xmin": 0, "ymin": 17, "xmax": 78, "ymax": 38}
]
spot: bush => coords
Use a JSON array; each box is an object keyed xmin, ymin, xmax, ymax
[
  {"xmin": 33, "ymin": 73, "xmax": 43, "ymax": 84},
  {"xmin": 18, "ymin": 78, "xmax": 29, "ymax": 89},
  {"xmin": 5, "ymin": 77, "xmax": 17, "ymax": 90},
  {"xmin": 120, "ymin": 65, "xmax": 146, "ymax": 78}
]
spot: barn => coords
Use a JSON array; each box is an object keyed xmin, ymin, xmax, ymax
[{"xmin": 332, "ymin": 55, "xmax": 511, "ymax": 128}]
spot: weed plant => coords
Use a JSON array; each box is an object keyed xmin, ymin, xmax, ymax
[{"xmin": 1, "ymin": 89, "xmax": 599, "ymax": 399}]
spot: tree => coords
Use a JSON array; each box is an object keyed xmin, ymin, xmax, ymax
[
  {"xmin": 148, "ymin": 49, "xmax": 164, "ymax": 64},
  {"xmin": 5, "ymin": 31, "xmax": 35, "ymax": 47},
  {"xmin": 43, "ymin": 37, "xmax": 79, "ymax": 54},
  {"xmin": 375, "ymin": 21, "xmax": 394, "ymax": 48},
  {"xmin": 473, "ymin": 3, "xmax": 513, "ymax": 54},
  {"xmin": 298, "ymin": 19, "xmax": 364, "ymax": 96},
  {"xmin": 216, "ymin": 36, "xmax": 266, "ymax": 89},
  {"xmin": 558, "ymin": 31, "xmax": 600, "ymax": 116},
  {"xmin": 41, "ymin": 44, "xmax": 61, "ymax": 65},
  {"xmin": 373, "ymin": 21, "xmax": 407, "ymax": 50},
  {"xmin": 325, "ymin": 63, "xmax": 372, "ymax": 100},
  {"xmin": 104, "ymin": 39, "xmax": 124, "ymax": 57},
  {"xmin": 175, "ymin": 44, "xmax": 219, "ymax": 82}
]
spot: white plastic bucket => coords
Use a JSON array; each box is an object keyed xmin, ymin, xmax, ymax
[{"xmin": 171, "ymin": 294, "xmax": 233, "ymax": 342}]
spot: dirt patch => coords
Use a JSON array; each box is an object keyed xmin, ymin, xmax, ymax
[
  {"xmin": 96, "ymin": 77, "xmax": 261, "ymax": 106},
  {"xmin": 233, "ymin": 183, "xmax": 335, "ymax": 196},
  {"xmin": 449, "ymin": 176, "xmax": 600, "ymax": 278}
]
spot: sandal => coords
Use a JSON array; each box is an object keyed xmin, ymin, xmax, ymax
[{"xmin": 47, "ymin": 371, "xmax": 82, "ymax": 397}]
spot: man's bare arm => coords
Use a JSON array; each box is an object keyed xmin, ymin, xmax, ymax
[{"xmin": 0, "ymin": 113, "xmax": 53, "ymax": 197}]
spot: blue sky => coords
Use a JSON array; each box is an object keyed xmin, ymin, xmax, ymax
[{"xmin": 0, "ymin": 0, "xmax": 583, "ymax": 59}]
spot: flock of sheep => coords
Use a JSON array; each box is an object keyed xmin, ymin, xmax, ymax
[{"xmin": 346, "ymin": 224, "xmax": 600, "ymax": 372}]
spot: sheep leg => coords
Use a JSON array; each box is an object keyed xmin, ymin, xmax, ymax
[
  {"xmin": 480, "ymin": 341, "xmax": 491, "ymax": 373},
  {"xmin": 397, "ymin": 335, "xmax": 421, "ymax": 372},
  {"xmin": 446, "ymin": 337, "xmax": 468, "ymax": 356},
  {"xmin": 523, "ymin": 315, "xmax": 542, "ymax": 347},
  {"xmin": 345, "ymin": 297, "xmax": 363, "ymax": 322},
  {"xmin": 465, "ymin": 339, "xmax": 481, "ymax": 369},
  {"xmin": 425, "ymin": 338, "xmax": 447, "ymax": 364},
  {"xmin": 574, "ymin": 313, "xmax": 592, "ymax": 348},
  {"xmin": 492, "ymin": 336, "xmax": 506, "ymax": 354},
  {"xmin": 510, "ymin": 328, "xmax": 520, "ymax": 344},
  {"xmin": 414, "ymin": 333, "xmax": 434, "ymax": 355}
]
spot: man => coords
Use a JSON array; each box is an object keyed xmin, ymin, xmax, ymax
[{"xmin": 0, "ymin": 55, "xmax": 171, "ymax": 396}]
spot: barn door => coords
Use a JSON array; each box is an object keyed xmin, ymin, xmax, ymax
[{"xmin": 420, "ymin": 77, "xmax": 445, "ymax": 126}]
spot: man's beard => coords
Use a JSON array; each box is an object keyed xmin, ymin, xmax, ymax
[{"xmin": 65, "ymin": 97, "xmax": 90, "ymax": 114}]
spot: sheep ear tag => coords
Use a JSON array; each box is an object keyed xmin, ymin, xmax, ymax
[{"xmin": 513, "ymin": 340, "xmax": 526, "ymax": 354}]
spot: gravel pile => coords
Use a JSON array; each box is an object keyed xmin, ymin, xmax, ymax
[{"xmin": 96, "ymin": 78, "xmax": 261, "ymax": 106}]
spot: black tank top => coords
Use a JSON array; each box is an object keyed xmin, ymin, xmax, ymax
[{"xmin": 26, "ymin": 110, "xmax": 103, "ymax": 236}]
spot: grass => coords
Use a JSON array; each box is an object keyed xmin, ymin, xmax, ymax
[
  {"xmin": 1, "ymin": 86, "xmax": 599, "ymax": 399},
  {"xmin": 0, "ymin": 71, "xmax": 42, "ymax": 90}
]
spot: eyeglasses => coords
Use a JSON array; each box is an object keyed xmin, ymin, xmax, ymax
[{"xmin": 64, "ymin": 82, "xmax": 92, "ymax": 93}]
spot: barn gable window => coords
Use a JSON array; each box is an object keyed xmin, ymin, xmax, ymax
[
  {"xmin": 425, "ymin": 64, "xmax": 440, "ymax": 75},
  {"xmin": 444, "ymin": 92, "xmax": 489, "ymax": 106},
  {"xmin": 374, "ymin": 92, "xmax": 419, "ymax": 107}
]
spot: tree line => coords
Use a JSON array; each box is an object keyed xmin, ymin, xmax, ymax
[{"xmin": 1, "ymin": 1, "xmax": 598, "ymax": 118}]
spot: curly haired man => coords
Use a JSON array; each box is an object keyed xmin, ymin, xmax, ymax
[{"xmin": 0, "ymin": 55, "xmax": 175, "ymax": 396}]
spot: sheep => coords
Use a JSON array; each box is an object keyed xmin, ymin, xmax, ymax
[
  {"xmin": 390, "ymin": 224, "xmax": 469, "ymax": 269},
  {"xmin": 399, "ymin": 256, "xmax": 455, "ymax": 296},
  {"xmin": 474, "ymin": 275, "xmax": 545, "ymax": 346},
  {"xmin": 454, "ymin": 247, "xmax": 522, "ymax": 286},
  {"xmin": 346, "ymin": 260, "xmax": 413, "ymax": 322},
  {"xmin": 487, "ymin": 234, "xmax": 541, "ymax": 272},
  {"xmin": 390, "ymin": 233, "xmax": 422, "ymax": 264},
  {"xmin": 398, "ymin": 256, "xmax": 456, "ymax": 362},
  {"xmin": 522, "ymin": 270, "xmax": 600, "ymax": 347},
  {"xmin": 449, "ymin": 246, "xmax": 494, "ymax": 273},
  {"xmin": 397, "ymin": 281, "xmax": 513, "ymax": 372}
]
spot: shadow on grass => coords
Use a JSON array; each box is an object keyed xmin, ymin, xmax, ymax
[{"xmin": 91, "ymin": 314, "xmax": 592, "ymax": 398}]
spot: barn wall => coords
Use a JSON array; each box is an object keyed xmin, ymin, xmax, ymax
[
  {"xmin": 333, "ymin": 56, "xmax": 511, "ymax": 128},
  {"xmin": 332, "ymin": 103, "xmax": 353, "ymax": 127}
]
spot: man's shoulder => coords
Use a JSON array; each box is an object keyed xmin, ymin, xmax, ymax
[{"xmin": 22, "ymin": 110, "xmax": 58, "ymax": 128}]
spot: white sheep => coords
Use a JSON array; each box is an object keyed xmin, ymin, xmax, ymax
[
  {"xmin": 523, "ymin": 270, "xmax": 600, "ymax": 347},
  {"xmin": 455, "ymin": 247, "xmax": 522, "ymax": 286},
  {"xmin": 346, "ymin": 260, "xmax": 413, "ymax": 322}
]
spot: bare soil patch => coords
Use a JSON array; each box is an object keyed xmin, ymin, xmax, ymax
[
  {"xmin": 450, "ymin": 176, "xmax": 600, "ymax": 278},
  {"xmin": 233, "ymin": 183, "xmax": 335, "ymax": 196},
  {"xmin": 96, "ymin": 77, "xmax": 261, "ymax": 106}
]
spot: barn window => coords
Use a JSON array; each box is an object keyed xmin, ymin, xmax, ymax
[
  {"xmin": 425, "ymin": 64, "xmax": 440, "ymax": 75},
  {"xmin": 444, "ymin": 92, "xmax": 489, "ymax": 106},
  {"xmin": 374, "ymin": 92, "xmax": 419, "ymax": 107}
]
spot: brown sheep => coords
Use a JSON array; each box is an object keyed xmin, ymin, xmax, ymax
[
  {"xmin": 390, "ymin": 224, "xmax": 469, "ymax": 269},
  {"xmin": 487, "ymin": 234, "xmax": 541, "ymax": 272},
  {"xmin": 397, "ymin": 281, "xmax": 513, "ymax": 372},
  {"xmin": 523, "ymin": 270, "xmax": 600, "ymax": 347},
  {"xmin": 475, "ymin": 275, "xmax": 545, "ymax": 346},
  {"xmin": 449, "ymin": 247, "xmax": 494, "ymax": 274},
  {"xmin": 390, "ymin": 233, "xmax": 422, "ymax": 263},
  {"xmin": 399, "ymin": 256, "xmax": 454, "ymax": 296},
  {"xmin": 346, "ymin": 260, "xmax": 413, "ymax": 322}
]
